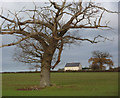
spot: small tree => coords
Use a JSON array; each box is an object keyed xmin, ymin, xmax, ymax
[
  {"xmin": 0, "ymin": 1, "xmax": 117, "ymax": 88},
  {"xmin": 88, "ymin": 50, "xmax": 114, "ymax": 70}
]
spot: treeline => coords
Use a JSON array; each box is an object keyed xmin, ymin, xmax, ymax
[{"xmin": 1, "ymin": 68, "xmax": 120, "ymax": 74}]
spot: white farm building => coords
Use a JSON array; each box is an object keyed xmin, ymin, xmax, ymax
[{"xmin": 64, "ymin": 63, "xmax": 82, "ymax": 71}]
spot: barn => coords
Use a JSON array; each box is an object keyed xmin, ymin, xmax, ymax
[{"xmin": 64, "ymin": 63, "xmax": 82, "ymax": 71}]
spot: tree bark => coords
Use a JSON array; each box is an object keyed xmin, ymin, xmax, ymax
[
  {"xmin": 40, "ymin": 40, "xmax": 57, "ymax": 88},
  {"xmin": 40, "ymin": 50, "xmax": 53, "ymax": 88},
  {"xmin": 40, "ymin": 58, "xmax": 51, "ymax": 88},
  {"xmin": 99, "ymin": 62, "xmax": 103, "ymax": 70}
]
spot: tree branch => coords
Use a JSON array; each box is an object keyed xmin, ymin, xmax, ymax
[
  {"xmin": 63, "ymin": 35, "xmax": 111, "ymax": 44},
  {"xmin": 0, "ymin": 15, "xmax": 53, "ymax": 30},
  {"xmin": 0, "ymin": 32, "xmax": 40, "ymax": 48},
  {"xmin": 69, "ymin": 25, "xmax": 107, "ymax": 29},
  {"xmin": 51, "ymin": 40, "xmax": 63, "ymax": 69}
]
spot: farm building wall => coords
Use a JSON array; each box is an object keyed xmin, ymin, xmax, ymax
[
  {"xmin": 79, "ymin": 65, "xmax": 82, "ymax": 70},
  {"xmin": 64, "ymin": 65, "xmax": 82, "ymax": 71}
]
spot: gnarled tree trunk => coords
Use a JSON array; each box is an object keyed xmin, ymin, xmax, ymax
[
  {"xmin": 40, "ymin": 51, "xmax": 53, "ymax": 88},
  {"xmin": 40, "ymin": 40, "xmax": 57, "ymax": 88}
]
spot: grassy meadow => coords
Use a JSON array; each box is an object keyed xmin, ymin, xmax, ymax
[{"xmin": 2, "ymin": 72, "xmax": 118, "ymax": 96}]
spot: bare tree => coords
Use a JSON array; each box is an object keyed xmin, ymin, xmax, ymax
[
  {"xmin": 0, "ymin": 0, "xmax": 117, "ymax": 87},
  {"xmin": 88, "ymin": 50, "xmax": 114, "ymax": 70}
]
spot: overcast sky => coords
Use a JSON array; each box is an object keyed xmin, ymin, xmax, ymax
[{"xmin": 0, "ymin": 1, "xmax": 119, "ymax": 72}]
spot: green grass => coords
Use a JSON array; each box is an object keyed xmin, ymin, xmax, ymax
[{"xmin": 2, "ymin": 72, "xmax": 118, "ymax": 96}]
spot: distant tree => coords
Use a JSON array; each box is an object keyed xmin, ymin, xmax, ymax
[
  {"xmin": 57, "ymin": 68, "xmax": 64, "ymax": 71},
  {"xmin": 88, "ymin": 51, "xmax": 114, "ymax": 70},
  {"xmin": 82, "ymin": 67, "xmax": 91, "ymax": 71}
]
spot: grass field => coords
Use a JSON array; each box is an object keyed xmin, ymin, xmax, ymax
[{"xmin": 2, "ymin": 72, "xmax": 118, "ymax": 96}]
